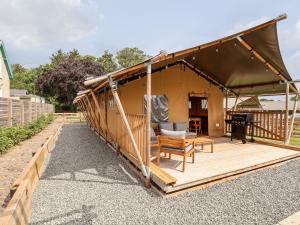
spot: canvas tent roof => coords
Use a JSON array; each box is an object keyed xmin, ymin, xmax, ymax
[{"xmin": 77, "ymin": 14, "xmax": 297, "ymax": 102}]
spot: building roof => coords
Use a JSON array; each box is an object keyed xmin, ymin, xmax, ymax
[
  {"xmin": 10, "ymin": 89, "xmax": 28, "ymax": 97},
  {"xmin": 75, "ymin": 14, "xmax": 297, "ymax": 103},
  {"xmin": 0, "ymin": 40, "xmax": 13, "ymax": 80}
]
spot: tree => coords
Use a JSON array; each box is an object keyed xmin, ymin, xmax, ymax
[
  {"xmin": 36, "ymin": 57, "xmax": 104, "ymax": 111},
  {"xmin": 98, "ymin": 50, "xmax": 118, "ymax": 73},
  {"xmin": 10, "ymin": 65, "xmax": 50, "ymax": 94},
  {"xmin": 12, "ymin": 64, "xmax": 27, "ymax": 74},
  {"xmin": 116, "ymin": 47, "xmax": 148, "ymax": 68}
]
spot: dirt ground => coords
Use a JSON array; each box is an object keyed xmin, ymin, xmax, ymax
[{"xmin": 0, "ymin": 119, "xmax": 63, "ymax": 212}]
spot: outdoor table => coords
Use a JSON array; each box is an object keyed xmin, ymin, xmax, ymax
[{"xmin": 186, "ymin": 136, "xmax": 214, "ymax": 153}]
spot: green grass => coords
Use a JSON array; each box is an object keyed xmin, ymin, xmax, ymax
[
  {"xmin": 0, "ymin": 114, "xmax": 54, "ymax": 154},
  {"xmin": 289, "ymin": 137, "xmax": 300, "ymax": 147}
]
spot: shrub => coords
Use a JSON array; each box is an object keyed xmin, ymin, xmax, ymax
[{"xmin": 0, "ymin": 113, "xmax": 54, "ymax": 154}]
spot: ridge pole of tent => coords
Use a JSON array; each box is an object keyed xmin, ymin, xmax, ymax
[
  {"xmin": 145, "ymin": 62, "xmax": 152, "ymax": 186},
  {"xmin": 287, "ymin": 93, "xmax": 299, "ymax": 144},
  {"xmin": 284, "ymin": 83, "xmax": 290, "ymax": 144},
  {"xmin": 107, "ymin": 75, "xmax": 148, "ymax": 178}
]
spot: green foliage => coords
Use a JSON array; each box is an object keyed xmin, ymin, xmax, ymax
[
  {"xmin": 12, "ymin": 64, "xmax": 26, "ymax": 74},
  {"xmin": 12, "ymin": 47, "xmax": 149, "ymax": 112},
  {"xmin": 116, "ymin": 47, "xmax": 149, "ymax": 68},
  {"xmin": 11, "ymin": 64, "xmax": 52, "ymax": 95},
  {"xmin": 98, "ymin": 50, "xmax": 118, "ymax": 73},
  {"xmin": 0, "ymin": 114, "xmax": 54, "ymax": 154}
]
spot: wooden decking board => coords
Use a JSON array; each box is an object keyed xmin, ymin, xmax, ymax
[
  {"xmin": 152, "ymin": 137, "xmax": 300, "ymax": 193},
  {"xmin": 150, "ymin": 162, "xmax": 176, "ymax": 185}
]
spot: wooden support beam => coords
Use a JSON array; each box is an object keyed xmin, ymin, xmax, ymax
[
  {"xmin": 81, "ymin": 97, "xmax": 95, "ymax": 129},
  {"xmin": 145, "ymin": 63, "xmax": 152, "ymax": 183},
  {"xmin": 107, "ymin": 75, "xmax": 148, "ymax": 177},
  {"xmin": 78, "ymin": 99, "xmax": 91, "ymax": 127},
  {"xmin": 84, "ymin": 95, "xmax": 98, "ymax": 129},
  {"xmin": 287, "ymin": 94, "xmax": 299, "ymax": 144},
  {"xmin": 91, "ymin": 90, "xmax": 112, "ymax": 138},
  {"xmin": 284, "ymin": 83, "xmax": 290, "ymax": 144}
]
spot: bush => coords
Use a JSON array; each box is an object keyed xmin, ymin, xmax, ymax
[{"xmin": 0, "ymin": 113, "xmax": 54, "ymax": 154}]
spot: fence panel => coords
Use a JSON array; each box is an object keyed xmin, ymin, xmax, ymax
[{"xmin": 0, "ymin": 97, "xmax": 54, "ymax": 127}]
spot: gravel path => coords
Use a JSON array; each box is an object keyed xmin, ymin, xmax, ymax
[{"xmin": 31, "ymin": 123, "xmax": 300, "ymax": 225}]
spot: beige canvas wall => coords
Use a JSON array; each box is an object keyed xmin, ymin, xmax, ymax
[
  {"xmin": 115, "ymin": 64, "xmax": 225, "ymax": 137},
  {"xmin": 0, "ymin": 50, "xmax": 10, "ymax": 97}
]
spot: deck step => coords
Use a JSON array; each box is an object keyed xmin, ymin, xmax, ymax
[{"xmin": 150, "ymin": 162, "xmax": 176, "ymax": 185}]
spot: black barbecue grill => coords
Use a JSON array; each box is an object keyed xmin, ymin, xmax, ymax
[{"xmin": 225, "ymin": 113, "xmax": 256, "ymax": 144}]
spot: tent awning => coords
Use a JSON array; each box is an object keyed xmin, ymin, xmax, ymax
[{"xmin": 82, "ymin": 14, "xmax": 297, "ymax": 98}]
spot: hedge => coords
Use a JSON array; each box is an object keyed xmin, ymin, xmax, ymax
[{"xmin": 0, "ymin": 113, "xmax": 54, "ymax": 154}]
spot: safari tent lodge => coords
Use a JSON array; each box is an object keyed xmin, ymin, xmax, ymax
[{"xmin": 74, "ymin": 15, "xmax": 300, "ymax": 193}]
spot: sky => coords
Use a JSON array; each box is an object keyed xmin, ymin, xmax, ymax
[{"xmin": 0, "ymin": 0, "xmax": 300, "ymax": 81}]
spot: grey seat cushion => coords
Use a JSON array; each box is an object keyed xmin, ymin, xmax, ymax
[
  {"xmin": 161, "ymin": 129, "xmax": 186, "ymax": 138},
  {"xmin": 150, "ymin": 127, "xmax": 156, "ymax": 137},
  {"xmin": 174, "ymin": 122, "xmax": 188, "ymax": 131},
  {"xmin": 159, "ymin": 122, "xmax": 174, "ymax": 131},
  {"xmin": 161, "ymin": 144, "xmax": 193, "ymax": 153}
]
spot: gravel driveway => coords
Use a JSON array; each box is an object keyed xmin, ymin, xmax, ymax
[{"xmin": 30, "ymin": 123, "xmax": 300, "ymax": 225}]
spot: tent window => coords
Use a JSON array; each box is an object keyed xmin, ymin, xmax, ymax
[{"xmin": 144, "ymin": 95, "xmax": 168, "ymax": 123}]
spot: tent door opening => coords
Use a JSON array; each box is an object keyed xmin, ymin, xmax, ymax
[{"xmin": 188, "ymin": 96, "xmax": 208, "ymax": 135}]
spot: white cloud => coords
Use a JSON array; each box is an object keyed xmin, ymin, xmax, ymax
[{"xmin": 0, "ymin": 0, "xmax": 103, "ymax": 49}]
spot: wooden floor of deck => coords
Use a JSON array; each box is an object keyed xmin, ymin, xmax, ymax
[{"xmin": 151, "ymin": 137, "xmax": 300, "ymax": 193}]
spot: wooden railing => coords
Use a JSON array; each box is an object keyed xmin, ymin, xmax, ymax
[
  {"xmin": 116, "ymin": 113, "xmax": 146, "ymax": 164},
  {"xmin": 104, "ymin": 112, "xmax": 146, "ymax": 165},
  {"xmin": 77, "ymin": 95, "xmax": 147, "ymax": 167},
  {"xmin": 226, "ymin": 111, "xmax": 286, "ymax": 140},
  {"xmin": 54, "ymin": 112, "xmax": 85, "ymax": 123}
]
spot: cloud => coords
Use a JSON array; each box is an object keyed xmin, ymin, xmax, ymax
[{"xmin": 0, "ymin": 0, "xmax": 104, "ymax": 49}]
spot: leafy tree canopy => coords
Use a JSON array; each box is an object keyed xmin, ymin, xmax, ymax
[
  {"xmin": 36, "ymin": 57, "xmax": 104, "ymax": 111},
  {"xmin": 12, "ymin": 47, "xmax": 149, "ymax": 111},
  {"xmin": 116, "ymin": 47, "xmax": 149, "ymax": 68},
  {"xmin": 98, "ymin": 50, "xmax": 118, "ymax": 73}
]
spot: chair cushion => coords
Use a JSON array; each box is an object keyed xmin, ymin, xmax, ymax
[
  {"xmin": 161, "ymin": 144, "xmax": 193, "ymax": 153},
  {"xmin": 161, "ymin": 129, "xmax": 186, "ymax": 138},
  {"xmin": 174, "ymin": 122, "xmax": 188, "ymax": 131},
  {"xmin": 159, "ymin": 122, "xmax": 174, "ymax": 131}
]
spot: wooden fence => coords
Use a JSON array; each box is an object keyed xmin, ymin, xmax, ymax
[
  {"xmin": 226, "ymin": 110, "xmax": 286, "ymax": 140},
  {"xmin": 0, "ymin": 97, "xmax": 54, "ymax": 127}
]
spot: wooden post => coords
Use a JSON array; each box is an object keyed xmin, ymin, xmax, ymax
[
  {"xmin": 287, "ymin": 93, "xmax": 298, "ymax": 144},
  {"xmin": 145, "ymin": 63, "xmax": 152, "ymax": 185},
  {"xmin": 284, "ymin": 83, "xmax": 289, "ymax": 144},
  {"xmin": 108, "ymin": 75, "xmax": 148, "ymax": 177},
  {"xmin": 8, "ymin": 98, "xmax": 12, "ymax": 127}
]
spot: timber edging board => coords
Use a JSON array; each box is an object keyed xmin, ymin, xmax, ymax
[{"xmin": 0, "ymin": 122, "xmax": 63, "ymax": 225}]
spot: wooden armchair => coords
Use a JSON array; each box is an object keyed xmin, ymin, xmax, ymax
[{"xmin": 157, "ymin": 136, "xmax": 195, "ymax": 172}]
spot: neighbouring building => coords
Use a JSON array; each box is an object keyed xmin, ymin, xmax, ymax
[{"xmin": 0, "ymin": 40, "xmax": 13, "ymax": 97}]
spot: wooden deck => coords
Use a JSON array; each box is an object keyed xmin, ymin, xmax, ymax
[{"xmin": 151, "ymin": 137, "xmax": 300, "ymax": 193}]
